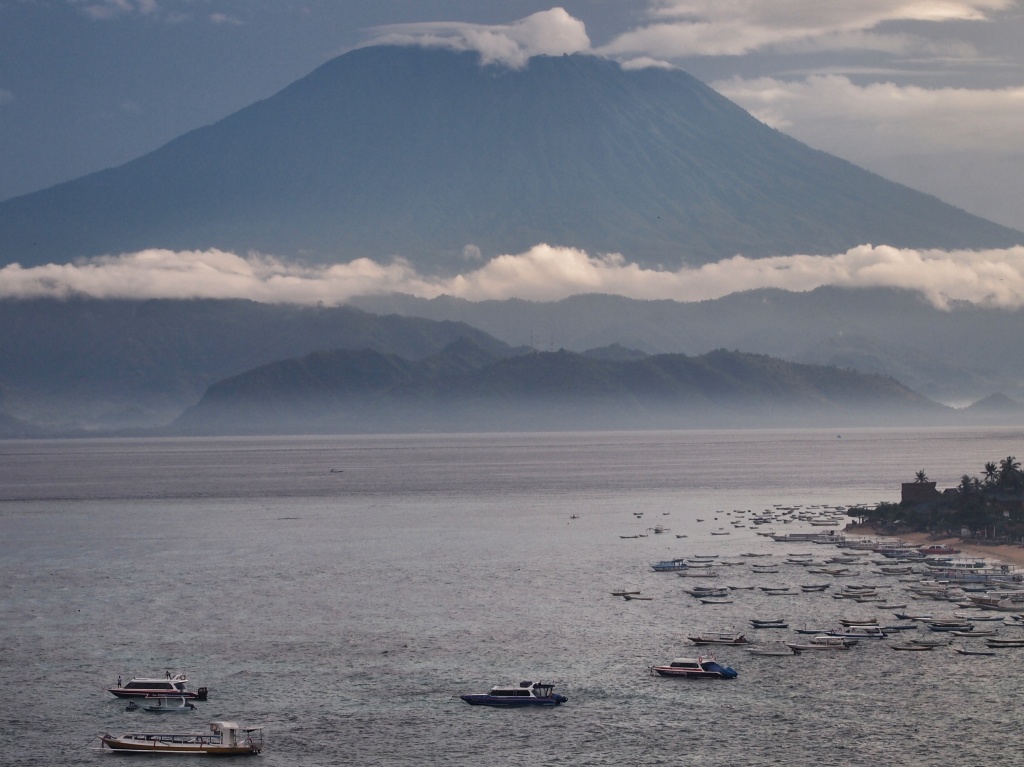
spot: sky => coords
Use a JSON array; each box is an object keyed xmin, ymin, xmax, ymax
[{"xmin": 2, "ymin": 0, "xmax": 1024, "ymax": 305}]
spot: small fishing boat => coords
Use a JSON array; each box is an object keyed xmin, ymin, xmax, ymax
[
  {"xmin": 986, "ymin": 638, "xmax": 1024, "ymax": 648},
  {"xmin": 623, "ymin": 593, "xmax": 653, "ymax": 601},
  {"xmin": 952, "ymin": 646, "xmax": 997, "ymax": 656},
  {"xmin": 610, "ymin": 590, "xmax": 641, "ymax": 597},
  {"xmin": 651, "ymin": 558, "xmax": 689, "ymax": 572},
  {"xmin": 687, "ymin": 632, "xmax": 749, "ymax": 645},
  {"xmin": 98, "ymin": 721, "xmax": 262, "ymax": 755},
  {"xmin": 785, "ymin": 636, "xmax": 857, "ymax": 652},
  {"xmin": 891, "ymin": 643, "xmax": 935, "ymax": 651},
  {"xmin": 800, "ymin": 584, "xmax": 830, "ymax": 592},
  {"xmin": 826, "ymin": 626, "xmax": 888, "ymax": 639},
  {"xmin": 750, "ymin": 618, "xmax": 787, "ymax": 628},
  {"xmin": 651, "ymin": 655, "xmax": 738, "ymax": 679},
  {"xmin": 460, "ymin": 681, "xmax": 567, "ymax": 707}
]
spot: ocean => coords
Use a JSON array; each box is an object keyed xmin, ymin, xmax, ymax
[{"xmin": 2, "ymin": 427, "xmax": 1022, "ymax": 766}]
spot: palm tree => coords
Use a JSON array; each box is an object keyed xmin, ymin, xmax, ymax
[
  {"xmin": 914, "ymin": 469, "xmax": 930, "ymax": 483},
  {"xmin": 983, "ymin": 461, "xmax": 999, "ymax": 486},
  {"xmin": 998, "ymin": 456, "xmax": 1022, "ymax": 488}
]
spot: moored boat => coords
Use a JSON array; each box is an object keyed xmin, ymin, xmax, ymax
[
  {"xmin": 108, "ymin": 673, "xmax": 207, "ymax": 701},
  {"xmin": 98, "ymin": 721, "xmax": 262, "ymax": 755},
  {"xmin": 651, "ymin": 558, "xmax": 689, "ymax": 572},
  {"xmin": 687, "ymin": 632, "xmax": 749, "ymax": 645},
  {"xmin": 785, "ymin": 636, "xmax": 856, "ymax": 652},
  {"xmin": 460, "ymin": 681, "xmax": 567, "ymax": 707},
  {"xmin": 651, "ymin": 655, "xmax": 738, "ymax": 678}
]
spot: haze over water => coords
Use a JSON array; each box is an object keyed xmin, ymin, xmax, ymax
[{"xmin": 2, "ymin": 427, "xmax": 1023, "ymax": 766}]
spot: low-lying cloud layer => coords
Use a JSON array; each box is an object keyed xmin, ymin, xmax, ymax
[{"xmin": 4, "ymin": 244, "xmax": 1024, "ymax": 309}]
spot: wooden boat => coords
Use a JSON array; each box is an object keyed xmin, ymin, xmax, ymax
[
  {"xmin": 699, "ymin": 597, "xmax": 734, "ymax": 605},
  {"xmin": 687, "ymin": 632, "xmax": 749, "ymax": 645},
  {"xmin": 461, "ymin": 681, "xmax": 567, "ymax": 707},
  {"xmin": 785, "ymin": 636, "xmax": 856, "ymax": 652},
  {"xmin": 622, "ymin": 593, "xmax": 653, "ymax": 601},
  {"xmin": 99, "ymin": 721, "xmax": 262, "ymax": 755},
  {"xmin": 651, "ymin": 655, "xmax": 738, "ymax": 678},
  {"xmin": 750, "ymin": 618, "xmax": 787, "ymax": 628},
  {"xmin": 985, "ymin": 638, "xmax": 1024, "ymax": 647},
  {"xmin": 952, "ymin": 646, "xmax": 997, "ymax": 656},
  {"xmin": 651, "ymin": 558, "xmax": 689, "ymax": 572},
  {"xmin": 891, "ymin": 643, "xmax": 935, "ymax": 651},
  {"xmin": 610, "ymin": 590, "xmax": 641, "ymax": 597},
  {"xmin": 800, "ymin": 584, "xmax": 830, "ymax": 592}
]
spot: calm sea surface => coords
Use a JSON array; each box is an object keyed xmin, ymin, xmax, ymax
[{"xmin": 2, "ymin": 427, "xmax": 1024, "ymax": 766}]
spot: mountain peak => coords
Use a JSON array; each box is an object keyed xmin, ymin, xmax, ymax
[{"xmin": 1, "ymin": 45, "xmax": 1019, "ymax": 270}]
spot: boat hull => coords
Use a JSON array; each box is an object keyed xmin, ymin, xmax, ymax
[
  {"xmin": 99, "ymin": 735, "xmax": 261, "ymax": 755},
  {"xmin": 652, "ymin": 666, "xmax": 737, "ymax": 679},
  {"xmin": 459, "ymin": 694, "xmax": 567, "ymax": 707}
]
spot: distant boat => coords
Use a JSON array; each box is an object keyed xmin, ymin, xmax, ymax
[
  {"xmin": 460, "ymin": 681, "xmax": 567, "ymax": 707},
  {"xmin": 99, "ymin": 722, "xmax": 262, "ymax": 755},
  {"xmin": 651, "ymin": 655, "xmax": 738, "ymax": 679}
]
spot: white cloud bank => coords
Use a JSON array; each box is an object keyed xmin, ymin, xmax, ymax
[
  {"xmin": 600, "ymin": 0, "xmax": 1013, "ymax": 58},
  {"xmin": 4, "ymin": 244, "xmax": 1024, "ymax": 309},
  {"xmin": 714, "ymin": 74, "xmax": 1024, "ymax": 156},
  {"xmin": 363, "ymin": 7, "xmax": 590, "ymax": 68}
]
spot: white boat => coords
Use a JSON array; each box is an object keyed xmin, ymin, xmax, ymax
[
  {"xmin": 687, "ymin": 632, "xmax": 749, "ymax": 645},
  {"xmin": 785, "ymin": 636, "xmax": 857, "ymax": 652},
  {"xmin": 99, "ymin": 721, "xmax": 263, "ymax": 755},
  {"xmin": 460, "ymin": 681, "xmax": 568, "ymax": 707},
  {"xmin": 108, "ymin": 673, "xmax": 207, "ymax": 701}
]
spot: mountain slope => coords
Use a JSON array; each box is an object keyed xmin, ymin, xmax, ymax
[
  {"xmin": 171, "ymin": 346, "xmax": 942, "ymax": 435},
  {"xmin": 1, "ymin": 46, "xmax": 1019, "ymax": 270},
  {"xmin": 349, "ymin": 287, "xmax": 1024, "ymax": 404},
  {"xmin": 0, "ymin": 297, "xmax": 517, "ymax": 430}
]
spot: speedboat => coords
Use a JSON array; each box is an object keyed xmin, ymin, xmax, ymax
[
  {"xmin": 98, "ymin": 721, "xmax": 262, "ymax": 755},
  {"xmin": 460, "ymin": 680, "xmax": 567, "ymax": 707},
  {"xmin": 107, "ymin": 673, "xmax": 208, "ymax": 700},
  {"xmin": 651, "ymin": 655, "xmax": 738, "ymax": 679}
]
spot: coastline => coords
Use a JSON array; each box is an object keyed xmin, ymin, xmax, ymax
[{"xmin": 849, "ymin": 525, "xmax": 1024, "ymax": 568}]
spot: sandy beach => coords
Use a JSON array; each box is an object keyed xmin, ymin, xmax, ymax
[{"xmin": 853, "ymin": 527, "xmax": 1024, "ymax": 568}]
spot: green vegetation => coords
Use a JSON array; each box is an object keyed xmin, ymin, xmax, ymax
[{"xmin": 862, "ymin": 456, "xmax": 1024, "ymax": 542}]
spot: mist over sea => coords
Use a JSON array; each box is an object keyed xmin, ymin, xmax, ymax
[{"xmin": 2, "ymin": 427, "xmax": 1023, "ymax": 766}]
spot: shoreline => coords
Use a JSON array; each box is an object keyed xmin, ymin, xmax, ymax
[{"xmin": 848, "ymin": 525, "xmax": 1024, "ymax": 568}]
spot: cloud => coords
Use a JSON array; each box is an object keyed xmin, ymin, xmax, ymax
[
  {"xmin": 209, "ymin": 13, "xmax": 242, "ymax": 26},
  {"xmin": 5, "ymin": 243, "xmax": 1024, "ymax": 309},
  {"xmin": 363, "ymin": 7, "xmax": 591, "ymax": 68},
  {"xmin": 713, "ymin": 74, "xmax": 1024, "ymax": 156},
  {"xmin": 72, "ymin": 0, "xmax": 159, "ymax": 20},
  {"xmin": 599, "ymin": 1, "xmax": 1013, "ymax": 58}
]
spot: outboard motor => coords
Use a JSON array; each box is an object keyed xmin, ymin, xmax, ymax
[{"xmin": 196, "ymin": 687, "xmax": 209, "ymax": 701}]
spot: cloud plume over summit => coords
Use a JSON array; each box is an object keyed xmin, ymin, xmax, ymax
[
  {"xmin": 4, "ymin": 243, "xmax": 1024, "ymax": 310},
  {"xmin": 364, "ymin": 7, "xmax": 590, "ymax": 68}
]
